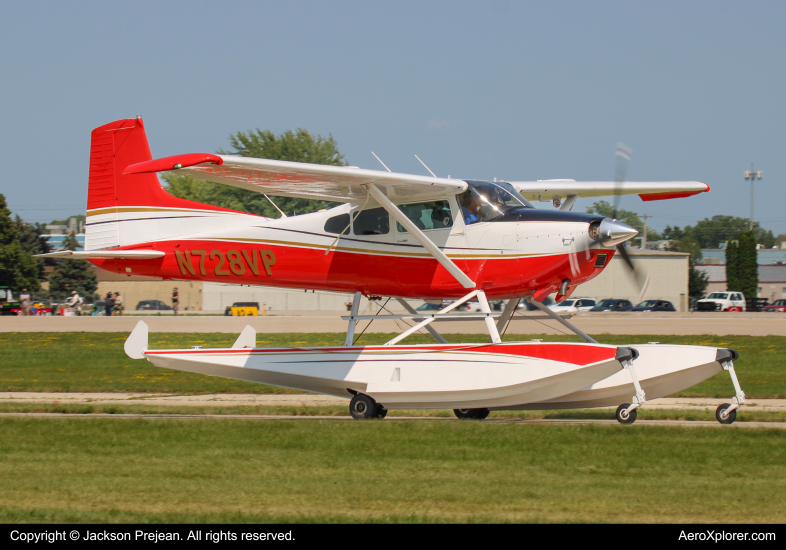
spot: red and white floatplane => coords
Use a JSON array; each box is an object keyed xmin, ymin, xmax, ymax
[{"xmin": 43, "ymin": 118, "xmax": 745, "ymax": 423}]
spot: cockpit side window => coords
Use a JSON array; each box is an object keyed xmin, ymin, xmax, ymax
[
  {"xmin": 396, "ymin": 200, "xmax": 453, "ymax": 233},
  {"xmin": 459, "ymin": 181, "xmax": 532, "ymax": 224}
]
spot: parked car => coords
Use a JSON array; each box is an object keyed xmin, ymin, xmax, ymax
[
  {"xmin": 762, "ymin": 299, "xmax": 786, "ymax": 313},
  {"xmin": 136, "ymin": 300, "xmax": 172, "ymax": 311},
  {"xmin": 466, "ymin": 300, "xmax": 511, "ymax": 312},
  {"xmin": 524, "ymin": 296, "xmax": 555, "ymax": 311},
  {"xmin": 416, "ymin": 301, "xmax": 469, "ymax": 312},
  {"xmin": 590, "ymin": 299, "xmax": 633, "ymax": 312},
  {"xmin": 549, "ymin": 298, "xmax": 596, "ymax": 313},
  {"xmin": 224, "ymin": 302, "xmax": 261, "ymax": 316},
  {"xmin": 631, "ymin": 299, "xmax": 676, "ymax": 312},
  {"xmin": 696, "ymin": 292, "xmax": 746, "ymax": 312}
]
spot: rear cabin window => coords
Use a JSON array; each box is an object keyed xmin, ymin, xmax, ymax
[
  {"xmin": 353, "ymin": 207, "xmax": 390, "ymax": 235},
  {"xmin": 396, "ymin": 200, "xmax": 453, "ymax": 232},
  {"xmin": 324, "ymin": 214, "xmax": 350, "ymax": 234}
]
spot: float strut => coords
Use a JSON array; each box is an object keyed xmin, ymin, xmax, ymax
[
  {"xmin": 344, "ymin": 291, "xmax": 362, "ymax": 346},
  {"xmin": 622, "ymin": 351, "xmax": 646, "ymax": 416},
  {"xmin": 718, "ymin": 349, "xmax": 745, "ymax": 418},
  {"xmin": 525, "ymin": 297, "xmax": 597, "ymax": 344}
]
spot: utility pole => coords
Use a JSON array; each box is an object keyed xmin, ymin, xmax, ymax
[
  {"xmin": 744, "ymin": 164, "xmax": 763, "ymax": 231},
  {"xmin": 641, "ymin": 213, "xmax": 651, "ymax": 249}
]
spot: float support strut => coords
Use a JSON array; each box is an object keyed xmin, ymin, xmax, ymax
[
  {"xmin": 623, "ymin": 355, "xmax": 646, "ymax": 416},
  {"xmin": 525, "ymin": 297, "xmax": 597, "ymax": 344},
  {"xmin": 344, "ymin": 291, "xmax": 362, "ymax": 346},
  {"xmin": 395, "ymin": 298, "xmax": 448, "ymax": 344},
  {"xmin": 490, "ymin": 298, "xmax": 520, "ymax": 343},
  {"xmin": 721, "ymin": 357, "xmax": 746, "ymax": 417}
]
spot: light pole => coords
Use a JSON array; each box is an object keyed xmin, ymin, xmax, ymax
[{"xmin": 744, "ymin": 164, "xmax": 763, "ymax": 231}]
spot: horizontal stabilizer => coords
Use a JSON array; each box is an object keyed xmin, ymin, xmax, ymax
[{"xmin": 35, "ymin": 250, "xmax": 165, "ymax": 259}]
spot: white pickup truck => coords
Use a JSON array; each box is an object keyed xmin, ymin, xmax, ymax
[{"xmin": 696, "ymin": 292, "xmax": 746, "ymax": 312}]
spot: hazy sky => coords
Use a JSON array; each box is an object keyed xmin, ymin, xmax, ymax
[{"xmin": 2, "ymin": 1, "xmax": 785, "ymax": 235}]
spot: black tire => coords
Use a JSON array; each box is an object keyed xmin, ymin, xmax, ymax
[
  {"xmin": 716, "ymin": 404, "xmax": 736, "ymax": 424},
  {"xmin": 350, "ymin": 394, "xmax": 378, "ymax": 419},
  {"xmin": 453, "ymin": 408, "xmax": 490, "ymax": 420},
  {"xmin": 615, "ymin": 403, "xmax": 637, "ymax": 424},
  {"xmin": 375, "ymin": 405, "xmax": 388, "ymax": 419}
]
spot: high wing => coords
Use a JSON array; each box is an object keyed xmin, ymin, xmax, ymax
[
  {"xmin": 510, "ymin": 179, "xmax": 710, "ymax": 203},
  {"xmin": 124, "ymin": 154, "xmax": 467, "ymax": 205}
]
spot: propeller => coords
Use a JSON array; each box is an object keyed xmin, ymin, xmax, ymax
[{"xmin": 611, "ymin": 143, "xmax": 650, "ymax": 301}]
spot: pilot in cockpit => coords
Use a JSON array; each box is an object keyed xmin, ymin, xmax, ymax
[{"xmin": 460, "ymin": 190, "xmax": 481, "ymax": 225}]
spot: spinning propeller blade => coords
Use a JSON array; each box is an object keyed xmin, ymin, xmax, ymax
[{"xmin": 612, "ymin": 143, "xmax": 649, "ymax": 301}]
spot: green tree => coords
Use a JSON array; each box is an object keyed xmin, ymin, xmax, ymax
[
  {"xmin": 0, "ymin": 195, "xmax": 40, "ymax": 292},
  {"xmin": 688, "ymin": 265, "xmax": 709, "ymax": 300},
  {"xmin": 665, "ymin": 216, "xmax": 774, "ymax": 249},
  {"xmin": 48, "ymin": 232, "xmax": 97, "ymax": 298},
  {"xmin": 662, "ymin": 225, "xmax": 685, "ymax": 241},
  {"xmin": 668, "ymin": 236, "xmax": 703, "ymax": 264},
  {"xmin": 14, "ymin": 216, "xmax": 53, "ymax": 280},
  {"xmin": 725, "ymin": 239, "xmax": 739, "ymax": 292},
  {"xmin": 737, "ymin": 230, "xmax": 758, "ymax": 300},
  {"xmin": 163, "ymin": 128, "xmax": 348, "ymax": 217}
]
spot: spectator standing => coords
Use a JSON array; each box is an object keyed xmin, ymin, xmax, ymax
[
  {"xmin": 113, "ymin": 292, "xmax": 124, "ymax": 316},
  {"xmin": 104, "ymin": 292, "xmax": 115, "ymax": 317},
  {"xmin": 69, "ymin": 290, "xmax": 83, "ymax": 316},
  {"xmin": 172, "ymin": 287, "xmax": 179, "ymax": 315},
  {"xmin": 19, "ymin": 289, "xmax": 31, "ymax": 316}
]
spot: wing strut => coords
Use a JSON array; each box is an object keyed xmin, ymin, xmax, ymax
[{"xmin": 365, "ymin": 184, "xmax": 475, "ymax": 289}]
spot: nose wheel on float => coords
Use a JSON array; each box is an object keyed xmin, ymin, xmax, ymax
[
  {"xmin": 612, "ymin": 349, "xmax": 745, "ymax": 425},
  {"xmin": 714, "ymin": 349, "xmax": 745, "ymax": 425}
]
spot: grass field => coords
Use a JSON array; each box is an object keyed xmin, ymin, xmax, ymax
[
  {"xmin": 0, "ymin": 417, "xmax": 783, "ymax": 523},
  {"xmin": 1, "ymin": 332, "xmax": 784, "ymax": 398}
]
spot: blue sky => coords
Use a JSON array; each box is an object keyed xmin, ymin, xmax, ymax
[{"xmin": 2, "ymin": 0, "xmax": 785, "ymax": 236}]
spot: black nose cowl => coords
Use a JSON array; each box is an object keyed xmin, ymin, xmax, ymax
[{"xmin": 497, "ymin": 207, "xmax": 604, "ymax": 224}]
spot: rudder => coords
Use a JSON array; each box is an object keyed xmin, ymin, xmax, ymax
[{"xmin": 85, "ymin": 117, "xmax": 249, "ymax": 250}]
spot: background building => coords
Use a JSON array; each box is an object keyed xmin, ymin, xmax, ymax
[{"xmin": 573, "ymin": 249, "xmax": 690, "ymax": 311}]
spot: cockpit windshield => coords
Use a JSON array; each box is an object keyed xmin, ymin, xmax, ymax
[{"xmin": 459, "ymin": 180, "xmax": 533, "ymax": 224}]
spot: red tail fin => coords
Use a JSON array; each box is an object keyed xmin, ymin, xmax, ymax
[{"xmin": 87, "ymin": 117, "xmax": 235, "ymax": 212}]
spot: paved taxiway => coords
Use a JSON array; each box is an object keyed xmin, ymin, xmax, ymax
[
  {"xmin": 1, "ymin": 412, "xmax": 783, "ymax": 429},
  {"xmin": 2, "ymin": 392, "xmax": 785, "ymax": 411},
  {"xmin": 3, "ymin": 311, "xmax": 786, "ymax": 335}
]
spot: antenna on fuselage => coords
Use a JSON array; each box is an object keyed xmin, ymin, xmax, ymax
[
  {"xmin": 263, "ymin": 194, "xmax": 287, "ymax": 218},
  {"xmin": 371, "ymin": 152, "xmax": 392, "ymax": 172},
  {"xmin": 415, "ymin": 155, "xmax": 437, "ymax": 178}
]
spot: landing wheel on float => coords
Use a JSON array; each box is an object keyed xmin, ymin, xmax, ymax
[
  {"xmin": 616, "ymin": 403, "xmax": 637, "ymax": 424},
  {"xmin": 716, "ymin": 403, "xmax": 737, "ymax": 424},
  {"xmin": 350, "ymin": 394, "xmax": 385, "ymax": 419},
  {"xmin": 453, "ymin": 408, "xmax": 490, "ymax": 420}
]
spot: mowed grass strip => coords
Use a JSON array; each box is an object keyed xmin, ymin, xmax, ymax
[
  {"xmin": 1, "ymin": 403, "xmax": 785, "ymax": 423},
  {"xmin": 0, "ymin": 418, "xmax": 783, "ymax": 524},
  {"xmin": 1, "ymin": 332, "xmax": 784, "ymax": 398}
]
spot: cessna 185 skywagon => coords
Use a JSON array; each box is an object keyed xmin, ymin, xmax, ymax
[{"xmin": 41, "ymin": 117, "xmax": 746, "ymax": 424}]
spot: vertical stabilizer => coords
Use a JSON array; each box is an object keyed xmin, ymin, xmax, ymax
[{"xmin": 85, "ymin": 117, "xmax": 253, "ymax": 250}]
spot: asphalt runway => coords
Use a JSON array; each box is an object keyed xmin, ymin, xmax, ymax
[
  {"xmin": 0, "ymin": 412, "xmax": 782, "ymax": 429},
  {"xmin": 2, "ymin": 392, "xmax": 785, "ymax": 411},
  {"xmin": 3, "ymin": 311, "xmax": 786, "ymax": 335}
]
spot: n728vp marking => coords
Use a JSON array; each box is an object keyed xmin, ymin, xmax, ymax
[{"xmin": 175, "ymin": 249, "xmax": 276, "ymax": 277}]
